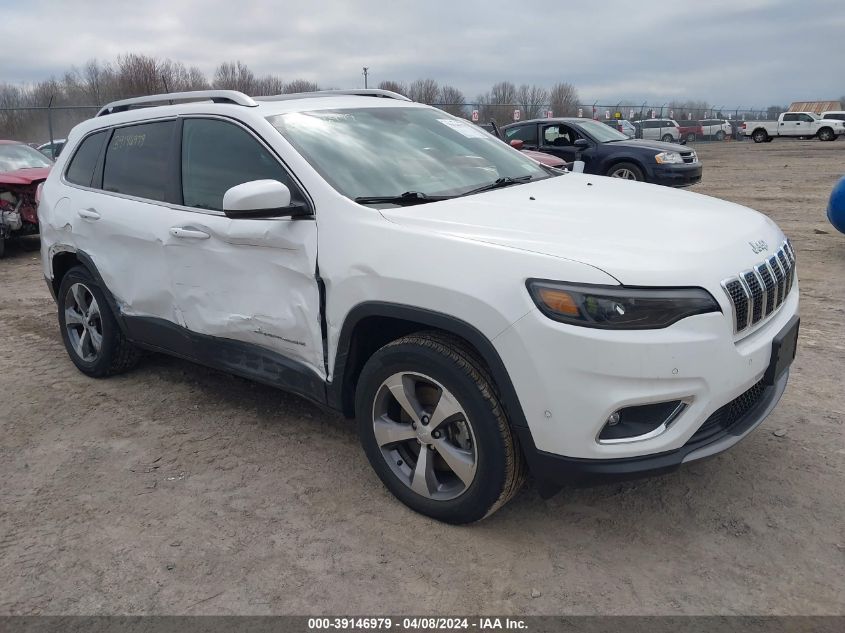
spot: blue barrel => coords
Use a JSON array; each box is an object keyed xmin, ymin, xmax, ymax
[{"xmin": 829, "ymin": 176, "xmax": 845, "ymax": 234}]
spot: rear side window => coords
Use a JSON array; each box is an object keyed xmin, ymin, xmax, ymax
[
  {"xmin": 65, "ymin": 131, "xmax": 107, "ymax": 187},
  {"xmin": 103, "ymin": 121, "xmax": 175, "ymax": 202},
  {"xmin": 782, "ymin": 114, "xmax": 797, "ymax": 122},
  {"xmin": 504, "ymin": 124, "xmax": 538, "ymax": 145},
  {"xmin": 181, "ymin": 118, "xmax": 294, "ymax": 211}
]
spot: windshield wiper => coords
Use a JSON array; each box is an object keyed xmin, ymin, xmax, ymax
[
  {"xmin": 354, "ymin": 191, "xmax": 452, "ymax": 206},
  {"xmin": 459, "ymin": 175, "xmax": 533, "ymax": 197}
]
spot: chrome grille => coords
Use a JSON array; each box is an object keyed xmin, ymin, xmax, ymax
[{"xmin": 722, "ymin": 240, "xmax": 795, "ymax": 334}]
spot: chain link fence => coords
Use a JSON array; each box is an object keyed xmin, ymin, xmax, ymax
[{"xmin": 1, "ymin": 99, "xmax": 780, "ymax": 149}]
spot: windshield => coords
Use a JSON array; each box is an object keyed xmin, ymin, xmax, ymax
[
  {"xmin": 575, "ymin": 119, "xmax": 629, "ymax": 143},
  {"xmin": 0, "ymin": 143, "xmax": 53, "ymax": 171},
  {"xmin": 268, "ymin": 107, "xmax": 551, "ymax": 201}
]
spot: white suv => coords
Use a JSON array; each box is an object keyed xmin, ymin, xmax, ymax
[
  {"xmin": 39, "ymin": 89, "xmax": 800, "ymax": 523},
  {"xmin": 638, "ymin": 119, "xmax": 681, "ymax": 142}
]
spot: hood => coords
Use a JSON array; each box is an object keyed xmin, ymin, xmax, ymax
[
  {"xmin": 0, "ymin": 166, "xmax": 51, "ymax": 185},
  {"xmin": 607, "ymin": 139, "xmax": 690, "ymax": 153},
  {"xmin": 380, "ymin": 173, "xmax": 784, "ymax": 287}
]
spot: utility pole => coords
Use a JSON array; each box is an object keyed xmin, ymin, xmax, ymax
[{"xmin": 362, "ymin": 67, "xmax": 369, "ymax": 89}]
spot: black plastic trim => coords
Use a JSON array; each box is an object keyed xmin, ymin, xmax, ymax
[
  {"xmin": 124, "ymin": 316, "xmax": 328, "ymax": 407},
  {"xmin": 328, "ymin": 302, "xmax": 529, "ymax": 429}
]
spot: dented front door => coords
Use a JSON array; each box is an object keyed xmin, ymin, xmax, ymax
[
  {"xmin": 164, "ymin": 211, "xmax": 324, "ymax": 379},
  {"xmin": 164, "ymin": 116, "xmax": 324, "ymax": 379}
]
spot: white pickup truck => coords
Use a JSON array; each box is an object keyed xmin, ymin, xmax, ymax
[{"xmin": 743, "ymin": 111, "xmax": 845, "ymax": 143}]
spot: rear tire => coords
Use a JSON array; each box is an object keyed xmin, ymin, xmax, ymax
[
  {"xmin": 661, "ymin": 134, "xmax": 674, "ymax": 142},
  {"xmin": 686, "ymin": 133, "xmax": 696, "ymax": 143},
  {"xmin": 355, "ymin": 331, "xmax": 525, "ymax": 524},
  {"xmin": 752, "ymin": 129, "xmax": 768, "ymax": 143},
  {"xmin": 57, "ymin": 265, "xmax": 141, "ymax": 377},
  {"xmin": 607, "ymin": 162, "xmax": 644, "ymax": 182},
  {"xmin": 715, "ymin": 131, "xmax": 725, "ymax": 141}
]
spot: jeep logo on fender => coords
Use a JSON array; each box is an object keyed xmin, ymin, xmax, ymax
[{"xmin": 749, "ymin": 240, "xmax": 769, "ymax": 254}]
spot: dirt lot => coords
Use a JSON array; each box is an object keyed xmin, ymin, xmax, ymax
[{"xmin": 1, "ymin": 140, "xmax": 843, "ymax": 616}]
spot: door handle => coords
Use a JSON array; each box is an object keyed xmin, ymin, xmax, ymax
[
  {"xmin": 77, "ymin": 209, "xmax": 100, "ymax": 220},
  {"xmin": 170, "ymin": 227, "xmax": 210, "ymax": 240}
]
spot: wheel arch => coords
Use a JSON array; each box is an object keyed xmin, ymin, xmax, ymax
[
  {"xmin": 817, "ymin": 126, "xmax": 835, "ymax": 140},
  {"xmin": 50, "ymin": 248, "xmax": 129, "ymax": 336},
  {"xmin": 329, "ymin": 302, "xmax": 529, "ymax": 431},
  {"xmin": 603, "ymin": 156, "xmax": 649, "ymax": 181}
]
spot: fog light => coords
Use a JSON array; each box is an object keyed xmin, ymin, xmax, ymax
[{"xmin": 598, "ymin": 400, "xmax": 686, "ymax": 444}]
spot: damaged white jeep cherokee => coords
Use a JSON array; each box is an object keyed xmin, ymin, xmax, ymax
[{"xmin": 39, "ymin": 89, "xmax": 799, "ymax": 523}]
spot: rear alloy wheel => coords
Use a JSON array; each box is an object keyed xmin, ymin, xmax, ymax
[
  {"xmin": 752, "ymin": 129, "xmax": 768, "ymax": 143},
  {"xmin": 356, "ymin": 332, "xmax": 525, "ymax": 523},
  {"xmin": 661, "ymin": 134, "xmax": 674, "ymax": 142},
  {"xmin": 57, "ymin": 265, "xmax": 141, "ymax": 377},
  {"xmin": 607, "ymin": 162, "xmax": 644, "ymax": 182},
  {"xmin": 818, "ymin": 127, "xmax": 835, "ymax": 142}
]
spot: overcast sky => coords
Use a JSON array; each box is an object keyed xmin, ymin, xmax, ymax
[{"xmin": 2, "ymin": 0, "xmax": 843, "ymax": 107}]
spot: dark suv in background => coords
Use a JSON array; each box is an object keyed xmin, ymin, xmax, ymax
[{"xmin": 501, "ymin": 117, "xmax": 702, "ymax": 187}]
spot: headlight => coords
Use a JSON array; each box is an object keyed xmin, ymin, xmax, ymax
[
  {"xmin": 655, "ymin": 151, "xmax": 683, "ymax": 164},
  {"xmin": 526, "ymin": 280, "xmax": 720, "ymax": 329}
]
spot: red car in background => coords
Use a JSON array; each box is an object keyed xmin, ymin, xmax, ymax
[
  {"xmin": 0, "ymin": 140, "xmax": 53, "ymax": 258},
  {"xmin": 677, "ymin": 121, "xmax": 704, "ymax": 143}
]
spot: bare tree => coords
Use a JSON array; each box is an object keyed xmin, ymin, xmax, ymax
[
  {"xmin": 377, "ymin": 80, "xmax": 407, "ymax": 96},
  {"xmin": 516, "ymin": 84, "xmax": 549, "ymax": 120},
  {"xmin": 213, "ymin": 61, "xmax": 255, "ymax": 94},
  {"xmin": 437, "ymin": 84, "xmax": 465, "ymax": 116},
  {"xmin": 283, "ymin": 79, "xmax": 319, "ymax": 94},
  {"xmin": 548, "ymin": 82, "xmax": 579, "ymax": 117},
  {"xmin": 253, "ymin": 75, "xmax": 285, "ymax": 96},
  {"xmin": 407, "ymin": 78, "xmax": 439, "ymax": 104},
  {"xmin": 485, "ymin": 81, "xmax": 518, "ymax": 124}
]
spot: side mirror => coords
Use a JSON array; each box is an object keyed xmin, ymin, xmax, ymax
[
  {"xmin": 222, "ymin": 180, "xmax": 309, "ymax": 219},
  {"xmin": 509, "ymin": 139, "xmax": 525, "ymax": 150},
  {"xmin": 573, "ymin": 138, "xmax": 590, "ymax": 150}
]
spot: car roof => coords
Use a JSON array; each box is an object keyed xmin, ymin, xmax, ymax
[{"xmin": 65, "ymin": 92, "xmax": 429, "ymax": 142}]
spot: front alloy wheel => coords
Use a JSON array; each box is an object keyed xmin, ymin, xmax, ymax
[
  {"xmin": 373, "ymin": 372, "xmax": 477, "ymax": 500},
  {"xmin": 355, "ymin": 332, "xmax": 525, "ymax": 523}
]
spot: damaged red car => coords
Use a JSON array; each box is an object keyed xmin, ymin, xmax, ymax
[{"xmin": 0, "ymin": 140, "xmax": 53, "ymax": 257}]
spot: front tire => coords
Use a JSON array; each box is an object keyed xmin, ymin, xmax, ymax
[
  {"xmin": 355, "ymin": 332, "xmax": 525, "ymax": 523},
  {"xmin": 607, "ymin": 162, "xmax": 644, "ymax": 182},
  {"xmin": 57, "ymin": 265, "xmax": 140, "ymax": 377},
  {"xmin": 818, "ymin": 127, "xmax": 835, "ymax": 141}
]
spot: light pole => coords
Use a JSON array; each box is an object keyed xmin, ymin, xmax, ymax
[{"xmin": 362, "ymin": 67, "xmax": 369, "ymax": 89}]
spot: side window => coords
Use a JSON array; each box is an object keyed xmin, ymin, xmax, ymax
[
  {"xmin": 782, "ymin": 114, "xmax": 797, "ymax": 122},
  {"xmin": 543, "ymin": 125, "xmax": 577, "ymax": 145},
  {"xmin": 504, "ymin": 124, "xmax": 538, "ymax": 146},
  {"xmin": 103, "ymin": 121, "xmax": 175, "ymax": 202},
  {"xmin": 181, "ymin": 118, "xmax": 294, "ymax": 211},
  {"xmin": 643, "ymin": 121, "xmax": 656, "ymax": 129},
  {"xmin": 798, "ymin": 114, "xmax": 814, "ymax": 123},
  {"xmin": 65, "ymin": 131, "xmax": 107, "ymax": 187}
]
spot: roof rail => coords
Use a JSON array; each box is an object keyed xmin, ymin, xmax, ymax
[
  {"xmin": 254, "ymin": 89, "xmax": 411, "ymax": 103},
  {"xmin": 96, "ymin": 90, "xmax": 258, "ymax": 117}
]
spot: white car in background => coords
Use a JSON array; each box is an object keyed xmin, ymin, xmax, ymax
[
  {"xmin": 699, "ymin": 119, "xmax": 732, "ymax": 140},
  {"xmin": 821, "ymin": 111, "xmax": 845, "ymax": 122},
  {"xmin": 638, "ymin": 119, "xmax": 681, "ymax": 142},
  {"xmin": 38, "ymin": 89, "xmax": 799, "ymax": 523}
]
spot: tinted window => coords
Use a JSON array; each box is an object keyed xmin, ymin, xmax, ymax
[
  {"xmin": 642, "ymin": 121, "xmax": 657, "ymax": 129},
  {"xmin": 181, "ymin": 119, "xmax": 294, "ymax": 211},
  {"xmin": 504, "ymin": 124, "xmax": 538, "ymax": 145},
  {"xmin": 823, "ymin": 113, "xmax": 845, "ymax": 120},
  {"xmin": 65, "ymin": 131, "xmax": 106, "ymax": 187},
  {"xmin": 798, "ymin": 114, "xmax": 814, "ymax": 122},
  {"xmin": 103, "ymin": 121, "xmax": 175, "ymax": 201},
  {"xmin": 782, "ymin": 114, "xmax": 797, "ymax": 122}
]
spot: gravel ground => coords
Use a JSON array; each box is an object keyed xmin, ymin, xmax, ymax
[{"xmin": 1, "ymin": 140, "xmax": 843, "ymax": 616}]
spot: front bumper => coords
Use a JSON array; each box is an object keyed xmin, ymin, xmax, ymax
[
  {"xmin": 651, "ymin": 162, "xmax": 702, "ymax": 187},
  {"xmin": 515, "ymin": 369, "xmax": 788, "ymax": 489}
]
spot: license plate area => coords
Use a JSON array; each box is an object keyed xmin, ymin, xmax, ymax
[{"xmin": 763, "ymin": 316, "xmax": 799, "ymax": 386}]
